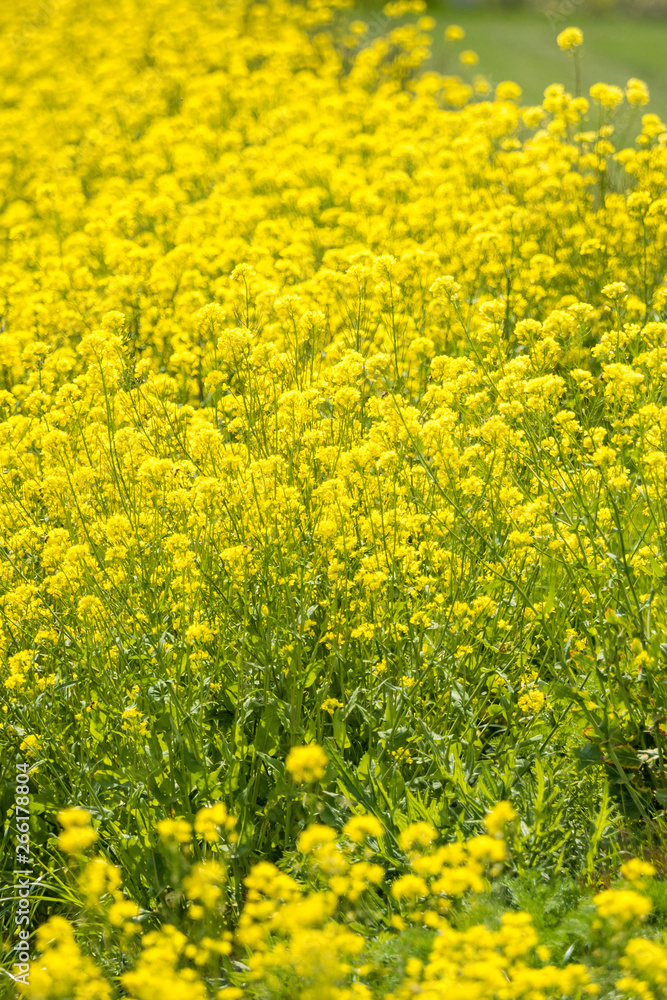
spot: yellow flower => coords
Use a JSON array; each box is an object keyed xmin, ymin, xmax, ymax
[
  {"xmin": 58, "ymin": 824, "xmax": 99, "ymax": 855},
  {"xmin": 183, "ymin": 861, "xmax": 226, "ymax": 909},
  {"xmin": 194, "ymin": 803, "xmax": 237, "ymax": 843},
  {"xmin": 484, "ymin": 801, "xmax": 517, "ymax": 837},
  {"xmin": 30, "ymin": 917, "xmax": 113, "ymax": 999},
  {"xmin": 557, "ymin": 27, "xmax": 583, "ymax": 50},
  {"xmin": 459, "ymin": 50, "xmax": 479, "ymax": 67},
  {"xmin": 109, "ymin": 899, "xmax": 140, "ymax": 927},
  {"xmin": 626, "ymin": 78, "xmax": 650, "ymax": 106},
  {"xmin": 57, "ymin": 807, "xmax": 93, "ymax": 828},
  {"xmin": 590, "ymin": 82, "xmax": 624, "ymax": 109},
  {"xmin": 467, "ymin": 834, "xmax": 506, "ymax": 862},
  {"xmin": 343, "ymin": 815, "xmax": 385, "ymax": 843},
  {"xmin": 157, "ymin": 818, "xmax": 193, "ymax": 845},
  {"xmin": 398, "ymin": 822, "xmax": 437, "ymax": 852},
  {"xmin": 298, "ymin": 823, "xmax": 338, "ymax": 854},
  {"xmin": 321, "ymin": 697, "xmax": 343, "ymax": 715},
  {"xmin": 20, "ymin": 734, "xmax": 41, "ymax": 754},
  {"xmin": 620, "ymin": 858, "xmax": 656, "ymax": 881},
  {"xmin": 285, "ymin": 744, "xmax": 328, "ymax": 783},
  {"xmin": 518, "ymin": 689, "xmax": 546, "ymax": 714},
  {"xmin": 602, "ymin": 281, "xmax": 628, "ymax": 300},
  {"xmin": 444, "ymin": 24, "xmax": 465, "ymax": 41},
  {"xmin": 79, "ymin": 857, "xmax": 122, "ymax": 905},
  {"xmin": 121, "ymin": 705, "xmax": 148, "ymax": 736},
  {"xmin": 594, "ymin": 889, "xmax": 652, "ymax": 922},
  {"xmin": 390, "ymin": 873, "xmax": 429, "ymax": 901},
  {"xmin": 496, "ymin": 81, "xmax": 522, "ymax": 102}
]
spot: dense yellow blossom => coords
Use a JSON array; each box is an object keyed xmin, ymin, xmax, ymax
[
  {"xmin": 286, "ymin": 745, "xmax": 329, "ymax": 783},
  {"xmin": 24, "ymin": 917, "xmax": 113, "ymax": 1000},
  {"xmin": 23, "ymin": 806, "xmax": 667, "ymax": 1000},
  {"xmin": 3, "ymin": 0, "xmax": 667, "ymax": 995},
  {"xmin": 557, "ymin": 27, "xmax": 584, "ymax": 50},
  {"xmin": 56, "ymin": 808, "xmax": 99, "ymax": 854},
  {"xmin": 620, "ymin": 859, "xmax": 657, "ymax": 881},
  {"xmin": 594, "ymin": 888, "xmax": 653, "ymax": 922},
  {"xmin": 1, "ymin": 2, "xmax": 664, "ymax": 813}
]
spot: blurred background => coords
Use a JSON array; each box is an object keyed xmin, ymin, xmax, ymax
[{"xmin": 359, "ymin": 2, "xmax": 667, "ymax": 108}]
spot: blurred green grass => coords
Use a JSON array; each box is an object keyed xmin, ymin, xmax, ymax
[
  {"xmin": 359, "ymin": 8, "xmax": 667, "ymax": 110},
  {"xmin": 431, "ymin": 13, "xmax": 667, "ymax": 108}
]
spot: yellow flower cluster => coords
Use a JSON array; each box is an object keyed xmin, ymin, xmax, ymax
[
  {"xmin": 57, "ymin": 807, "xmax": 99, "ymax": 855},
  {"xmin": 3, "ymin": 0, "xmax": 667, "ymax": 990},
  {"xmin": 22, "ymin": 801, "xmax": 667, "ymax": 1000},
  {"xmin": 557, "ymin": 26, "xmax": 584, "ymax": 50},
  {"xmin": 0, "ymin": 0, "xmax": 662, "ymax": 709},
  {"xmin": 518, "ymin": 689, "xmax": 546, "ymax": 715},
  {"xmin": 286, "ymin": 745, "xmax": 330, "ymax": 783},
  {"xmin": 0, "ymin": 2, "xmax": 664, "ymax": 777},
  {"xmin": 24, "ymin": 917, "xmax": 113, "ymax": 1000},
  {"xmin": 387, "ymin": 913, "xmax": 593, "ymax": 1000},
  {"xmin": 594, "ymin": 888, "xmax": 653, "ymax": 923}
]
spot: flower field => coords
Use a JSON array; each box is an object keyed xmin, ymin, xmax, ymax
[{"xmin": 2, "ymin": 0, "xmax": 667, "ymax": 996}]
